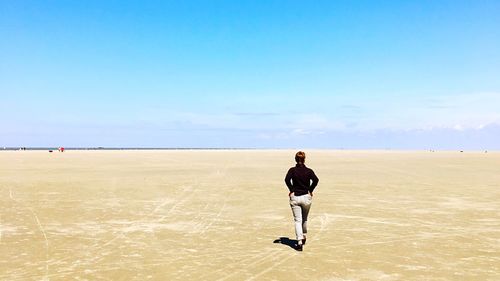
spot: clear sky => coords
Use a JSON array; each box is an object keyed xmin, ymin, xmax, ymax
[{"xmin": 1, "ymin": 0, "xmax": 499, "ymax": 149}]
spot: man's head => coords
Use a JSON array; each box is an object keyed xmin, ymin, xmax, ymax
[{"xmin": 295, "ymin": 151, "xmax": 306, "ymax": 164}]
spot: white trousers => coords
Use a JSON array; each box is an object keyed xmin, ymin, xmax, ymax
[{"xmin": 289, "ymin": 194, "xmax": 312, "ymax": 241}]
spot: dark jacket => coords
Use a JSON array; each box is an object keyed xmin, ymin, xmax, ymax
[{"xmin": 284, "ymin": 164, "xmax": 319, "ymax": 196}]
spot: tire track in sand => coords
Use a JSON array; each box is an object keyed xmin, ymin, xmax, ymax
[
  {"xmin": 94, "ymin": 183, "xmax": 197, "ymax": 251},
  {"xmin": 7, "ymin": 186, "xmax": 50, "ymax": 281}
]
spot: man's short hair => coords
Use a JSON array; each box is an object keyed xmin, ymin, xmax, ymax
[{"xmin": 295, "ymin": 151, "xmax": 306, "ymax": 163}]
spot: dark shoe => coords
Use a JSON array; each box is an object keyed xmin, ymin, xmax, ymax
[
  {"xmin": 296, "ymin": 244, "xmax": 303, "ymax": 251},
  {"xmin": 302, "ymin": 237, "xmax": 306, "ymax": 245}
]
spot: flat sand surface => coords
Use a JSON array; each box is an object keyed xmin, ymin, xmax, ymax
[{"xmin": 1, "ymin": 150, "xmax": 499, "ymax": 280}]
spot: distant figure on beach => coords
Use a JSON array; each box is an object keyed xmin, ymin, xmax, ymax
[
  {"xmin": 59, "ymin": 147, "xmax": 65, "ymax": 152},
  {"xmin": 284, "ymin": 151, "xmax": 319, "ymax": 251}
]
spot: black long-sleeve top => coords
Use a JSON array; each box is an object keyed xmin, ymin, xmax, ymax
[{"xmin": 284, "ymin": 164, "xmax": 319, "ymax": 196}]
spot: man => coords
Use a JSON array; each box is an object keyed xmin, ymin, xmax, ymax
[{"xmin": 284, "ymin": 151, "xmax": 319, "ymax": 251}]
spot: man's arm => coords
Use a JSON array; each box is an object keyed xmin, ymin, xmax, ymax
[
  {"xmin": 284, "ymin": 168, "xmax": 294, "ymax": 192},
  {"xmin": 309, "ymin": 170, "xmax": 319, "ymax": 193}
]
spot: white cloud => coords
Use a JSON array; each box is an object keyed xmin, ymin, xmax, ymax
[
  {"xmin": 150, "ymin": 92, "xmax": 500, "ymax": 138},
  {"xmin": 344, "ymin": 92, "xmax": 500, "ymax": 131}
]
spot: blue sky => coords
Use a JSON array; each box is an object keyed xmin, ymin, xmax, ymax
[{"xmin": 1, "ymin": 0, "xmax": 499, "ymax": 149}]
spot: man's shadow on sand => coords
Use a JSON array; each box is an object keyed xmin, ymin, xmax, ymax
[{"xmin": 273, "ymin": 237, "xmax": 301, "ymax": 251}]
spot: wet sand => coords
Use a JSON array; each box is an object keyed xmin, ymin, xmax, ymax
[{"xmin": 1, "ymin": 150, "xmax": 499, "ymax": 280}]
